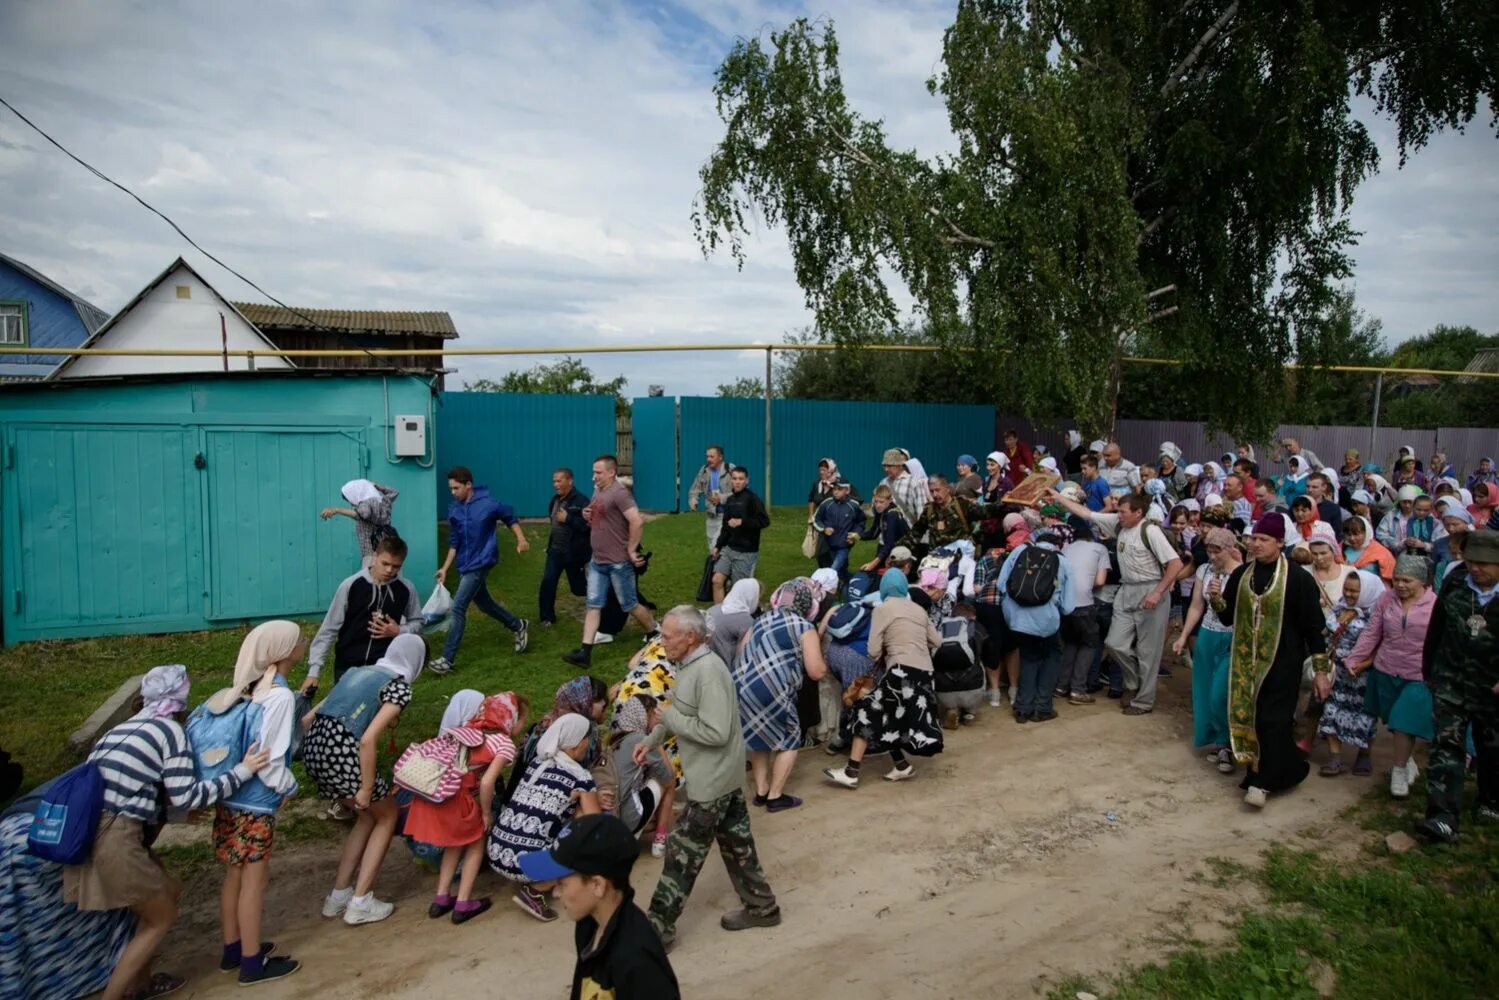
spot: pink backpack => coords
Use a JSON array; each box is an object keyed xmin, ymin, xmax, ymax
[{"xmin": 392, "ymin": 728, "xmax": 484, "ymax": 803}]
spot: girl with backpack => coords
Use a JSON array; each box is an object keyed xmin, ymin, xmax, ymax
[
  {"xmin": 404, "ymin": 690, "xmax": 528, "ymax": 924},
  {"xmin": 66, "ymin": 664, "xmax": 271, "ymax": 1000},
  {"xmin": 207, "ymin": 621, "xmax": 306, "ymax": 986},
  {"xmin": 320, "ymin": 478, "xmax": 399, "ymax": 566},
  {"xmin": 302, "ymin": 632, "xmax": 425, "ymax": 926}
]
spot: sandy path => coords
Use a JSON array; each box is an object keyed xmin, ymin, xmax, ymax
[{"xmin": 163, "ymin": 677, "xmax": 1375, "ymax": 1000}]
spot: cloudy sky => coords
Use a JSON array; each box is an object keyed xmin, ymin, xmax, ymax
[{"xmin": 1, "ymin": 0, "xmax": 1494, "ymax": 395}]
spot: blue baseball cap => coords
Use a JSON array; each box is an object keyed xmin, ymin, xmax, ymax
[{"xmin": 517, "ymin": 813, "xmax": 639, "ymax": 882}]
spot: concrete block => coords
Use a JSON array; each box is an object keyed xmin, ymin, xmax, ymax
[
  {"xmin": 1385, "ymin": 831, "xmax": 1419, "ymax": 855},
  {"xmin": 69, "ymin": 674, "xmax": 144, "ymax": 755}
]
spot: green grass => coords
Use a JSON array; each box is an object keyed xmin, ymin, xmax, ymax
[
  {"xmin": 0, "ymin": 506, "xmax": 819, "ymax": 801},
  {"xmin": 1050, "ymin": 791, "xmax": 1499, "ymax": 1000}
]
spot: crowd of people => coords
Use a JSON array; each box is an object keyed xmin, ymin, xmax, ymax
[{"xmin": 3, "ymin": 436, "xmax": 1497, "ymax": 1000}]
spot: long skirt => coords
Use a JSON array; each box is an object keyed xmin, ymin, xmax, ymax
[
  {"xmin": 1316, "ymin": 664, "xmax": 1377, "ymax": 749},
  {"xmin": 1191, "ymin": 628, "xmax": 1233, "ymax": 748},
  {"xmin": 0, "ymin": 812, "xmax": 135, "ymax": 1000},
  {"xmin": 851, "ymin": 666, "xmax": 944, "ymax": 758},
  {"xmin": 1365, "ymin": 671, "xmax": 1435, "ymax": 741}
]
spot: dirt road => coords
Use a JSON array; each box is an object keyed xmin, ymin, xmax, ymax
[{"xmin": 163, "ymin": 677, "xmax": 1374, "ymax": 999}]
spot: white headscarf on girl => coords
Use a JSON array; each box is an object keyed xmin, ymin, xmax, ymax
[
  {"xmin": 439, "ymin": 689, "xmax": 485, "ymax": 736},
  {"xmin": 721, "ymin": 578, "xmax": 761, "ymax": 616},
  {"xmin": 373, "ymin": 633, "xmax": 427, "ymax": 684},
  {"xmin": 341, "ymin": 479, "xmax": 382, "ymax": 506},
  {"xmin": 134, "ymin": 664, "xmax": 191, "ymax": 720},
  {"xmin": 208, "ymin": 620, "xmax": 301, "ymax": 711},
  {"xmin": 534, "ymin": 712, "xmax": 593, "ymax": 781}
]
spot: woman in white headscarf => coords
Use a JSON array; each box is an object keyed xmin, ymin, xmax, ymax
[
  {"xmin": 707, "ymin": 577, "xmax": 761, "ymax": 665},
  {"xmin": 1195, "ymin": 461, "xmax": 1228, "ymax": 506},
  {"xmin": 486, "ymin": 713, "xmax": 600, "ymax": 921},
  {"xmin": 302, "ymin": 632, "xmax": 425, "ymax": 926},
  {"xmin": 439, "ymin": 689, "xmax": 486, "ymax": 736},
  {"xmin": 320, "ymin": 479, "xmax": 398, "ymax": 563},
  {"xmin": 209, "ymin": 622, "xmax": 306, "ymax": 983},
  {"xmin": 1315, "ymin": 571, "xmax": 1386, "ymax": 777},
  {"xmin": 982, "ymin": 451, "xmax": 1013, "ymax": 503},
  {"xmin": 903, "ymin": 457, "xmax": 933, "ymax": 507}
]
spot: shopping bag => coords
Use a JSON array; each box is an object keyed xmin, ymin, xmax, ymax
[
  {"xmin": 695, "ymin": 555, "xmax": 715, "ymax": 603},
  {"xmin": 422, "ymin": 583, "xmax": 453, "ymax": 633},
  {"xmin": 801, "ymin": 524, "xmax": 819, "ymax": 559}
]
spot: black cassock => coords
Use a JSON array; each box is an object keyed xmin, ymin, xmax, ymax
[{"xmin": 1220, "ymin": 555, "xmax": 1327, "ymax": 793}]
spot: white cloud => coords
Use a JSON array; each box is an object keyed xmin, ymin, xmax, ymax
[{"xmin": 0, "ymin": 0, "xmax": 1492, "ymax": 402}]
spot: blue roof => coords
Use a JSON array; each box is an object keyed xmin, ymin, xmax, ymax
[{"xmin": 0, "ymin": 252, "xmax": 109, "ymax": 371}]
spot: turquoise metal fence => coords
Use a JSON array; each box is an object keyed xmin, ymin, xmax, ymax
[
  {"xmin": 435, "ymin": 392, "xmax": 617, "ymax": 518},
  {"xmin": 679, "ymin": 397, "xmax": 766, "ymax": 509},
  {"xmin": 629, "ymin": 396, "xmax": 678, "ymax": 511}
]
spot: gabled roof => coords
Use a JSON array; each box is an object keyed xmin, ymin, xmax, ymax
[
  {"xmin": 232, "ymin": 303, "xmax": 459, "ymax": 339},
  {"xmin": 1460, "ymin": 347, "xmax": 1499, "ymax": 384},
  {"xmin": 49, "ymin": 257, "xmax": 289, "ymax": 379},
  {"xmin": 0, "ymin": 250, "xmax": 110, "ymax": 334}
]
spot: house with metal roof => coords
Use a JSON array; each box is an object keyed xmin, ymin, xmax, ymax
[
  {"xmin": 0, "ymin": 251, "xmax": 110, "ymax": 380},
  {"xmin": 233, "ymin": 301, "xmax": 457, "ymax": 386}
]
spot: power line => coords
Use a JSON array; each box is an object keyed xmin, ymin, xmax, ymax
[{"xmin": 0, "ymin": 94, "xmax": 382, "ymax": 362}]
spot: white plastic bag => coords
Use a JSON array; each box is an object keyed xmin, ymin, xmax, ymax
[{"xmin": 422, "ymin": 583, "xmax": 453, "ymax": 633}]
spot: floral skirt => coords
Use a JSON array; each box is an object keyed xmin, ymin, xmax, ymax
[
  {"xmin": 1316, "ymin": 664, "xmax": 1377, "ymax": 749},
  {"xmin": 851, "ymin": 666, "xmax": 944, "ymax": 758}
]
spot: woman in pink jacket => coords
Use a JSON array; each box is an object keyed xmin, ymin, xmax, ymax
[{"xmin": 1339, "ymin": 554, "xmax": 1436, "ymax": 801}]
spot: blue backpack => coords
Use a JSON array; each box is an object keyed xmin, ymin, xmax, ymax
[
  {"xmin": 27, "ymin": 761, "xmax": 105, "ymax": 864},
  {"xmin": 827, "ymin": 598, "xmax": 876, "ymax": 642},
  {"xmin": 185, "ymin": 696, "xmax": 262, "ymax": 783}
]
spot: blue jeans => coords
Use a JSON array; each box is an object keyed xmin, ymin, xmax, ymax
[
  {"xmin": 828, "ymin": 547, "xmax": 851, "ymax": 577},
  {"xmin": 443, "ymin": 567, "xmax": 521, "ymax": 664},
  {"xmin": 1014, "ymin": 632, "xmax": 1063, "ymax": 716},
  {"xmin": 538, "ymin": 549, "xmax": 586, "ymax": 624},
  {"xmin": 586, "ymin": 561, "xmax": 638, "ymax": 612}
]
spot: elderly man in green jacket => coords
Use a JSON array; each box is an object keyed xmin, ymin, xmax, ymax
[{"xmin": 636, "ymin": 605, "xmax": 779, "ymax": 947}]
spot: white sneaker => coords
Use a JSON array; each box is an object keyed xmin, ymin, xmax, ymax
[
  {"xmin": 1405, "ymin": 760, "xmax": 1420, "ymax": 783},
  {"xmin": 321, "ymin": 891, "xmax": 351, "ymax": 918},
  {"xmin": 427, "ymin": 656, "xmax": 453, "ymax": 675},
  {"xmin": 593, "ymin": 632, "xmax": 614, "ymax": 645},
  {"xmin": 1243, "ymin": 786, "xmax": 1267, "ymax": 808},
  {"xmin": 822, "ymin": 766, "xmax": 859, "ymax": 789},
  {"xmin": 988, "ymin": 690, "xmax": 1001, "ymax": 708},
  {"xmin": 343, "ymin": 895, "xmax": 394, "ymax": 925},
  {"xmin": 883, "ymin": 764, "xmax": 915, "ymax": 782},
  {"xmin": 1390, "ymin": 767, "xmax": 1410, "ymax": 799}
]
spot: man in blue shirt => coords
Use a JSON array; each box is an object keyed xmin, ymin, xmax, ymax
[
  {"xmin": 996, "ymin": 527, "xmax": 1075, "ymax": 723},
  {"xmin": 1080, "ymin": 455, "xmax": 1112, "ymax": 512},
  {"xmin": 430, "ymin": 465, "xmax": 530, "ymax": 674}
]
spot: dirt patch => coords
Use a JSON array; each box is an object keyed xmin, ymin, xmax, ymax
[{"xmin": 161, "ymin": 671, "xmax": 1382, "ymax": 1000}]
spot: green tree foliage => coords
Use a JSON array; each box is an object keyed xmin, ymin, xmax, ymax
[
  {"xmin": 464, "ymin": 357, "xmax": 629, "ymax": 414},
  {"xmin": 695, "ymin": 3, "xmax": 1498, "ymax": 438},
  {"xmin": 716, "ymin": 376, "xmax": 766, "ymax": 398},
  {"xmin": 1381, "ymin": 325, "xmax": 1499, "ymax": 429}
]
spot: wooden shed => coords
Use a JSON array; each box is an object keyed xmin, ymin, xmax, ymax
[{"xmin": 233, "ymin": 303, "xmax": 457, "ymax": 386}]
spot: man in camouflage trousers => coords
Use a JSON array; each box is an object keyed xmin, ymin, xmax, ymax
[
  {"xmin": 1416, "ymin": 530, "xmax": 1499, "ymax": 844},
  {"xmin": 636, "ymin": 605, "xmax": 779, "ymax": 945}
]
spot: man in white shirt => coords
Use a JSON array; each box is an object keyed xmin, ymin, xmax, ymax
[
  {"xmin": 1098, "ymin": 442, "xmax": 1141, "ymax": 497},
  {"xmin": 1048, "ymin": 490, "xmax": 1182, "ymax": 715},
  {"xmin": 1059, "ymin": 528, "xmax": 1111, "ymax": 702}
]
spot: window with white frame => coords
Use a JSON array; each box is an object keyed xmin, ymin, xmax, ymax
[{"xmin": 0, "ymin": 303, "xmax": 25, "ymax": 345}]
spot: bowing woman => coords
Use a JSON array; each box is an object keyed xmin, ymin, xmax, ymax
[{"xmin": 1213, "ymin": 513, "xmax": 1330, "ymax": 808}]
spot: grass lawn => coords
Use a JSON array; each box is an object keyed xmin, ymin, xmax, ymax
[
  {"xmin": 0, "ymin": 505, "xmax": 820, "ymax": 802},
  {"xmin": 1048, "ymin": 785, "xmax": 1499, "ymax": 1000}
]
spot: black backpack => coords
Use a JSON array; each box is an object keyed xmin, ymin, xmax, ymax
[{"xmin": 1005, "ymin": 545, "xmax": 1061, "ymax": 607}]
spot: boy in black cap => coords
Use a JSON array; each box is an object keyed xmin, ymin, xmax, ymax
[{"xmin": 519, "ymin": 813, "xmax": 680, "ymax": 999}]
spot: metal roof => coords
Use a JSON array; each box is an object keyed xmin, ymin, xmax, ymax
[
  {"xmin": 0, "ymin": 250, "xmax": 110, "ymax": 334},
  {"xmin": 232, "ymin": 303, "xmax": 459, "ymax": 339}
]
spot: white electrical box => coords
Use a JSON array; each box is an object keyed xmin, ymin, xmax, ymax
[{"xmin": 394, "ymin": 415, "xmax": 427, "ymax": 457}]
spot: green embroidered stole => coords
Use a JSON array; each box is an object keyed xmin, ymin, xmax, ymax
[{"xmin": 1228, "ymin": 555, "xmax": 1287, "ymax": 768}]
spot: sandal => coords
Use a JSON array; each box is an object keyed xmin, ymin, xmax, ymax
[
  {"xmin": 1318, "ymin": 757, "xmax": 1345, "ymax": 777},
  {"xmin": 133, "ymin": 973, "xmax": 185, "ymax": 1000},
  {"xmin": 1352, "ymin": 752, "xmax": 1373, "ymax": 776}
]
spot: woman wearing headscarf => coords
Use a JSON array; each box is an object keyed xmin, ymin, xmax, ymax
[
  {"xmin": 1195, "ymin": 462, "xmax": 1228, "ymax": 507},
  {"xmin": 1315, "ymin": 571, "xmax": 1385, "ymax": 777},
  {"xmin": 610, "ymin": 693, "xmax": 677, "ymax": 856},
  {"xmin": 807, "ymin": 458, "xmax": 850, "ymax": 568},
  {"xmin": 1337, "ymin": 450, "xmax": 1364, "ymax": 499},
  {"xmin": 1302, "ymin": 522, "xmax": 1356, "ymax": 614},
  {"xmin": 706, "ymin": 578, "xmax": 761, "ymax": 665},
  {"xmin": 1061, "ymin": 430, "xmax": 1087, "ymax": 476},
  {"xmin": 487, "ymin": 714, "xmax": 600, "ymax": 921},
  {"xmin": 303, "ymin": 632, "xmax": 425, "ymax": 926},
  {"xmin": 65, "ymin": 665, "xmax": 271, "ymax": 1000},
  {"xmin": 1277, "ymin": 456, "xmax": 1311, "ymax": 504},
  {"xmin": 954, "ymin": 455, "xmax": 984, "ymax": 500},
  {"xmin": 1174, "ymin": 527, "xmax": 1242, "ymax": 768},
  {"xmin": 1342, "ymin": 515, "xmax": 1395, "ymax": 583},
  {"xmin": 983, "ymin": 451, "xmax": 1014, "ymax": 503},
  {"xmin": 609, "ymin": 641, "xmax": 683, "ymax": 786},
  {"xmin": 733, "ymin": 580, "xmax": 828, "ymax": 812},
  {"xmin": 406, "ymin": 691, "xmax": 527, "ymax": 925},
  {"xmin": 824, "ymin": 571, "xmax": 943, "ymax": 789},
  {"xmin": 1466, "ymin": 456, "xmax": 1497, "ymax": 491},
  {"xmin": 210, "ymin": 621, "xmax": 306, "ymax": 985},
  {"xmin": 1392, "ymin": 456, "xmax": 1426, "ymax": 492},
  {"xmin": 1336, "ymin": 554, "xmax": 1437, "ymax": 800},
  {"xmin": 320, "ymin": 479, "xmax": 398, "ymax": 565},
  {"xmin": 1158, "ymin": 443, "xmax": 1188, "ymax": 499},
  {"xmin": 903, "ymin": 456, "xmax": 933, "ymax": 509},
  {"xmin": 512, "ymin": 677, "xmax": 611, "ymax": 805}
]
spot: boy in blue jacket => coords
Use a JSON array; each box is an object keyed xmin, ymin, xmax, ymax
[
  {"xmin": 857, "ymin": 484, "xmax": 910, "ymax": 573},
  {"xmin": 814, "ymin": 479, "xmax": 866, "ymax": 579},
  {"xmin": 431, "ymin": 465, "xmax": 530, "ymax": 674}
]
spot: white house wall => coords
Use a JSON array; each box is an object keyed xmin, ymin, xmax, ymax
[{"xmin": 62, "ymin": 267, "xmax": 290, "ymax": 378}]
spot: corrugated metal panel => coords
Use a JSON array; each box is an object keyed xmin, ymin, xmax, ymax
[
  {"xmin": 630, "ymin": 396, "xmax": 678, "ymax": 511},
  {"xmin": 1435, "ymin": 427, "xmax": 1499, "ymax": 485},
  {"xmin": 679, "ymin": 398, "xmax": 766, "ymax": 507},
  {"xmin": 233, "ymin": 302, "xmax": 459, "ymax": 338},
  {"xmin": 204, "ymin": 428, "xmax": 364, "ymax": 619},
  {"xmin": 6, "ymin": 424, "xmax": 202, "ymax": 629},
  {"xmin": 775, "ymin": 400, "xmax": 996, "ymax": 504},
  {"xmin": 435, "ymin": 392, "xmax": 617, "ymax": 517}
]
